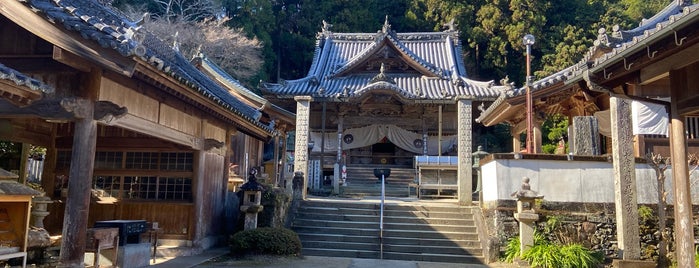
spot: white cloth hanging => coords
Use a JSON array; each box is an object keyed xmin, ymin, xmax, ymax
[{"xmin": 631, "ymin": 100, "xmax": 669, "ymax": 136}]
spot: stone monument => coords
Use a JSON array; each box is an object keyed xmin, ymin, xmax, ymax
[{"xmin": 571, "ymin": 116, "xmax": 601, "ymax": 155}]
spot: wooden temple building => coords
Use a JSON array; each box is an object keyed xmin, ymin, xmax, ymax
[
  {"xmin": 261, "ymin": 18, "xmax": 512, "ymax": 203},
  {"xmin": 477, "ymin": 0, "xmax": 699, "ymax": 265},
  {"xmin": 0, "ymin": 0, "xmax": 292, "ymax": 266}
]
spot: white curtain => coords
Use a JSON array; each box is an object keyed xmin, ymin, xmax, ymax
[
  {"xmin": 309, "ymin": 125, "xmax": 457, "ymax": 155},
  {"xmin": 594, "ymin": 110, "xmax": 611, "ymax": 137},
  {"xmin": 632, "ymin": 100, "xmax": 669, "ymax": 136}
]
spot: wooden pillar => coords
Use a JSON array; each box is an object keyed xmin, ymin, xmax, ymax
[
  {"xmin": 609, "ymin": 96, "xmax": 641, "ymax": 260},
  {"xmin": 294, "ymin": 96, "xmax": 312, "ymax": 199},
  {"xmin": 511, "ymin": 126, "xmax": 522, "ymax": 153},
  {"xmin": 19, "ymin": 143, "xmax": 30, "ymax": 183},
  {"xmin": 669, "ymin": 68, "xmax": 695, "ymax": 268},
  {"xmin": 192, "ymin": 150, "xmax": 205, "ymax": 246},
  {"xmin": 273, "ymin": 133, "xmax": 280, "ymax": 186},
  {"xmin": 58, "ymin": 99, "xmax": 96, "ymax": 267},
  {"xmin": 533, "ymin": 121, "xmax": 543, "ymax": 154},
  {"xmin": 456, "ymin": 98, "xmax": 473, "ymax": 204}
]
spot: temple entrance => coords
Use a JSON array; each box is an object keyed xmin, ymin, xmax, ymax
[{"xmin": 347, "ymin": 138, "xmax": 415, "ymax": 168}]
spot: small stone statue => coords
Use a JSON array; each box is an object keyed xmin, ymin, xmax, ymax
[
  {"xmin": 511, "ymin": 177, "xmax": 543, "ymax": 213},
  {"xmin": 292, "ymin": 172, "xmax": 304, "ymax": 191},
  {"xmin": 511, "ymin": 177, "xmax": 544, "ymax": 199}
]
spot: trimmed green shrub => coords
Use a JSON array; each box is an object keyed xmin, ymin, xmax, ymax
[{"xmin": 230, "ymin": 227, "xmax": 302, "ymax": 256}]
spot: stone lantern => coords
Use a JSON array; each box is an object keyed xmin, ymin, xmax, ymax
[
  {"xmin": 239, "ymin": 169, "xmax": 264, "ymax": 230},
  {"xmin": 472, "ymin": 145, "xmax": 488, "ymax": 204},
  {"xmin": 511, "ymin": 177, "xmax": 543, "ymax": 257}
]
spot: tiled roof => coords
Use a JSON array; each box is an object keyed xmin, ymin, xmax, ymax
[
  {"xmin": 261, "ymin": 24, "xmax": 510, "ymax": 101},
  {"xmin": 20, "ymin": 0, "xmax": 272, "ymax": 134},
  {"xmin": 195, "ymin": 54, "xmax": 296, "ymax": 120},
  {"xmin": 0, "ymin": 63, "xmax": 53, "ymax": 94},
  {"xmin": 477, "ymin": 0, "xmax": 699, "ymax": 123}
]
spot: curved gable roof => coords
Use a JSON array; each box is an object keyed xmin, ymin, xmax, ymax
[
  {"xmin": 261, "ymin": 21, "xmax": 510, "ymax": 101},
  {"xmin": 329, "ymin": 31, "xmax": 445, "ymax": 79}
]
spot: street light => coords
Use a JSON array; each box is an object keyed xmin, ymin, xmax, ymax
[{"xmin": 523, "ymin": 34, "xmax": 535, "ymax": 154}]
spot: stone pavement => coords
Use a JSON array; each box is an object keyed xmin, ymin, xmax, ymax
[{"xmin": 149, "ymin": 247, "xmax": 521, "ymax": 268}]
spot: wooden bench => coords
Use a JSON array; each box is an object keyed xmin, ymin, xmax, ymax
[{"xmin": 86, "ymin": 228, "xmax": 119, "ymax": 268}]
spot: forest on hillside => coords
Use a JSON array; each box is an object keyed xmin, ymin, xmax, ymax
[
  {"xmin": 111, "ymin": 0, "xmax": 674, "ymax": 88},
  {"xmin": 108, "ymin": 0, "xmax": 676, "ymax": 153}
]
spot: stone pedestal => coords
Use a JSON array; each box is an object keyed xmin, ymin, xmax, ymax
[
  {"xmin": 118, "ymin": 243, "xmax": 151, "ymax": 268},
  {"xmin": 611, "ymin": 259, "xmax": 656, "ymax": 268},
  {"xmin": 514, "ymin": 199, "xmax": 540, "ymax": 254},
  {"xmin": 511, "ymin": 177, "xmax": 543, "ymax": 258}
]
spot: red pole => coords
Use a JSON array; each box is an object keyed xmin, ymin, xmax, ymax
[{"xmin": 525, "ymin": 44, "xmax": 533, "ymax": 154}]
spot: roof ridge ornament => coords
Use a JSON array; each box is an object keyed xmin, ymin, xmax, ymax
[
  {"xmin": 322, "ymin": 20, "xmax": 333, "ymax": 34},
  {"xmin": 382, "ymin": 15, "xmax": 391, "ymax": 33},
  {"xmin": 172, "ymin": 31, "xmax": 180, "ymax": 52},
  {"xmin": 369, "ymin": 63, "xmax": 395, "ymax": 84},
  {"xmin": 443, "ymin": 19, "xmax": 456, "ymax": 32}
]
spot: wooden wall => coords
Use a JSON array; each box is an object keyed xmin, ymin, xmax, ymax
[
  {"xmin": 199, "ymin": 153, "xmax": 226, "ymax": 237},
  {"xmin": 98, "ymin": 73, "xmax": 228, "ymax": 145},
  {"xmin": 47, "ymin": 201, "xmax": 194, "ymax": 240}
]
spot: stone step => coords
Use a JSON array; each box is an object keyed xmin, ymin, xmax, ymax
[
  {"xmin": 292, "ymin": 198, "xmax": 484, "ymax": 264},
  {"xmin": 297, "ymin": 233, "xmax": 379, "ymax": 244},
  {"xmin": 293, "ymin": 212, "xmax": 475, "ymax": 225},
  {"xmin": 298, "ymin": 233, "xmax": 481, "ymax": 248},
  {"xmin": 302, "ymin": 241, "xmax": 380, "ymax": 251},
  {"xmin": 382, "ymin": 251, "xmax": 484, "ymax": 264},
  {"xmin": 300, "ymin": 248, "xmax": 484, "ymax": 264},
  {"xmin": 383, "ymin": 243, "xmax": 483, "ymax": 255},
  {"xmin": 297, "ymin": 207, "xmax": 472, "ymax": 219},
  {"xmin": 300, "ymin": 200, "xmax": 467, "ymax": 212},
  {"xmin": 301, "ymin": 248, "xmax": 380, "ymax": 259},
  {"xmin": 294, "ymin": 226, "xmax": 478, "ymax": 241},
  {"xmin": 293, "ymin": 219, "xmax": 476, "ymax": 232},
  {"xmin": 155, "ymin": 245, "xmax": 194, "ymax": 258},
  {"xmin": 382, "ymin": 236, "xmax": 482, "ymax": 248}
]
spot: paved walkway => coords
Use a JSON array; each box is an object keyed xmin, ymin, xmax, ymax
[{"xmin": 149, "ymin": 247, "xmax": 520, "ymax": 268}]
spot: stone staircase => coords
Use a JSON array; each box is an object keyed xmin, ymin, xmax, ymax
[
  {"xmin": 341, "ymin": 166, "xmax": 416, "ymax": 198},
  {"xmin": 291, "ymin": 198, "xmax": 486, "ymax": 264}
]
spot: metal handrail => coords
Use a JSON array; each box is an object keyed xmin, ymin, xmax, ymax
[{"xmin": 379, "ymin": 173, "xmax": 385, "ymax": 259}]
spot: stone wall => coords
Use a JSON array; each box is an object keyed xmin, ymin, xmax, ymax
[{"xmin": 482, "ymin": 201, "xmax": 699, "ymax": 263}]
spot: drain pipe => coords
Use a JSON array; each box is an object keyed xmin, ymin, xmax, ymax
[{"xmin": 380, "ymin": 173, "xmax": 385, "ymax": 259}]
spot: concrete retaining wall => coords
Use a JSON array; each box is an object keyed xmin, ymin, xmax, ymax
[{"xmin": 480, "ymin": 157, "xmax": 699, "ymax": 207}]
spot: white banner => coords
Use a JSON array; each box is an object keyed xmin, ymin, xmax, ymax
[{"xmin": 309, "ymin": 125, "xmax": 456, "ymax": 155}]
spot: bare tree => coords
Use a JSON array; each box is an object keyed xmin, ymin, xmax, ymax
[
  {"xmin": 646, "ymin": 152, "xmax": 699, "ymax": 268},
  {"xmin": 151, "ymin": 0, "xmax": 222, "ymax": 23},
  {"xmin": 144, "ymin": 17, "xmax": 263, "ymax": 80},
  {"xmin": 116, "ymin": 1, "xmax": 263, "ymax": 82},
  {"xmin": 645, "ymin": 152, "xmax": 670, "ymax": 267}
]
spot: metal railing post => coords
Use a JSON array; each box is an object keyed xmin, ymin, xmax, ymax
[{"xmin": 380, "ymin": 173, "xmax": 385, "ymax": 259}]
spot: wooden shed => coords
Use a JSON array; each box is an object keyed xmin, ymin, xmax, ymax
[
  {"xmin": 0, "ymin": 0, "xmax": 287, "ymax": 266},
  {"xmin": 0, "ymin": 179, "xmax": 42, "ymax": 267}
]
